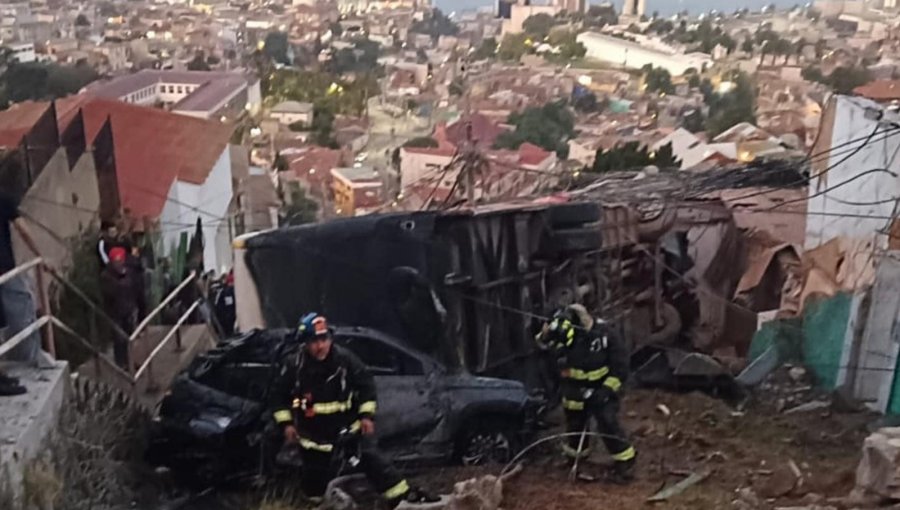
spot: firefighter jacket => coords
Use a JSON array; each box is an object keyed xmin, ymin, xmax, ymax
[
  {"xmin": 271, "ymin": 344, "xmax": 377, "ymax": 452},
  {"xmin": 542, "ymin": 320, "xmax": 629, "ymax": 412}
]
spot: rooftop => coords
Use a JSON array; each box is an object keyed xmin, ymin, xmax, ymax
[
  {"xmin": 85, "ymin": 69, "xmax": 257, "ymax": 114},
  {"xmin": 272, "ymin": 100, "xmax": 314, "ymax": 114},
  {"xmin": 853, "ymin": 79, "xmax": 900, "ymax": 102},
  {"xmin": 56, "ymin": 95, "xmax": 234, "ymax": 219},
  {"xmin": 332, "ymin": 166, "xmax": 381, "ymax": 185}
]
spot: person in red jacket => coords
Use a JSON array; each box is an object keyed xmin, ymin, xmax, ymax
[{"xmin": 100, "ymin": 247, "xmax": 140, "ymax": 369}]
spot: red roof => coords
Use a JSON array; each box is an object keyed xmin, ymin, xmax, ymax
[
  {"xmin": 445, "ymin": 113, "xmax": 508, "ymax": 148},
  {"xmin": 517, "ymin": 142, "xmax": 552, "ymax": 166},
  {"xmin": 0, "ymin": 101, "xmax": 53, "ymax": 148},
  {"xmin": 854, "ymin": 80, "xmax": 900, "ymax": 102},
  {"xmin": 56, "ymin": 95, "xmax": 233, "ymax": 219},
  {"xmin": 285, "ymin": 146, "xmax": 342, "ymax": 197}
]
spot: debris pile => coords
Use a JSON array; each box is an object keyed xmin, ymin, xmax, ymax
[{"xmin": 755, "ymin": 365, "xmax": 831, "ymax": 414}]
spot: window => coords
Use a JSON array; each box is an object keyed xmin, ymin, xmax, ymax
[
  {"xmin": 335, "ymin": 335, "xmax": 424, "ymax": 376},
  {"xmin": 177, "ymin": 86, "xmax": 183, "ymax": 94}
]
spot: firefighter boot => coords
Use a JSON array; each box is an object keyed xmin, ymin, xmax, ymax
[{"xmin": 608, "ymin": 455, "xmax": 637, "ymax": 485}]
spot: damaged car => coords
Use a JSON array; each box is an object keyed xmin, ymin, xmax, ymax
[{"xmin": 148, "ymin": 326, "xmax": 540, "ymax": 483}]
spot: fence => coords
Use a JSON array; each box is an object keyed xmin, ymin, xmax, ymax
[{"xmin": 0, "ymin": 258, "xmax": 214, "ymax": 394}]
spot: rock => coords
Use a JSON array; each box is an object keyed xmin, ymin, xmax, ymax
[
  {"xmin": 789, "ymin": 366, "xmax": 807, "ymax": 383},
  {"xmin": 784, "ymin": 401, "xmax": 831, "ymax": 415},
  {"xmin": 854, "ymin": 427, "xmax": 900, "ymax": 500},
  {"xmin": 447, "ymin": 475, "xmax": 504, "ymax": 510},
  {"xmin": 736, "ymin": 487, "xmax": 762, "ymax": 507},
  {"xmin": 800, "ymin": 493, "xmax": 826, "ymax": 505},
  {"xmin": 758, "ymin": 464, "xmax": 801, "ymax": 498}
]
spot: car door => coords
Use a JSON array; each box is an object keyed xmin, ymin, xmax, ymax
[{"xmin": 334, "ymin": 334, "xmax": 442, "ymax": 454}]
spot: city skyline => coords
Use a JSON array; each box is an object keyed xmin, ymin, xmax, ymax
[{"xmin": 436, "ymin": 0, "xmax": 802, "ymax": 15}]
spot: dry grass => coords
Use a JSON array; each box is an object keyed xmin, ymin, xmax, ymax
[{"xmin": 22, "ymin": 459, "xmax": 62, "ymax": 510}]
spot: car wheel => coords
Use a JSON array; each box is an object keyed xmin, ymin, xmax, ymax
[{"xmin": 456, "ymin": 419, "xmax": 518, "ymax": 466}]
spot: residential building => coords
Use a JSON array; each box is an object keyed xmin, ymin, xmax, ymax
[
  {"xmin": 0, "ymin": 101, "xmax": 104, "ymax": 270},
  {"xmin": 83, "ymin": 69, "xmax": 263, "ymax": 120},
  {"xmin": 281, "ymin": 145, "xmax": 344, "ymax": 204},
  {"xmin": 270, "ymin": 101, "xmax": 315, "ymax": 126},
  {"xmin": 331, "ymin": 166, "xmax": 383, "ymax": 216},
  {"xmin": 805, "ymin": 95, "xmax": 900, "ymax": 250},
  {"xmin": 55, "ymin": 95, "xmax": 239, "ymax": 272},
  {"xmin": 5, "ymin": 42, "xmax": 34, "ymax": 63},
  {"xmin": 577, "ymin": 32, "xmax": 713, "ymax": 76}
]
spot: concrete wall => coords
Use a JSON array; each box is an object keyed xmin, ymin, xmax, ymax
[
  {"xmin": 15, "ymin": 149, "xmax": 100, "ymax": 270},
  {"xmin": 399, "ymin": 149, "xmax": 454, "ymax": 189},
  {"xmin": 805, "ymin": 96, "xmax": 900, "ymax": 250},
  {"xmin": 159, "ymin": 146, "xmax": 234, "ymax": 274}
]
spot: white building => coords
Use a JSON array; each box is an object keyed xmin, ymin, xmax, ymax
[
  {"xmin": 576, "ymin": 31, "xmax": 712, "ymax": 76},
  {"xmin": 6, "ymin": 42, "xmax": 35, "ymax": 63},
  {"xmin": 83, "ymin": 69, "xmax": 263, "ymax": 120},
  {"xmin": 805, "ymin": 95, "xmax": 900, "ymax": 250},
  {"xmin": 270, "ymin": 101, "xmax": 314, "ymax": 126}
]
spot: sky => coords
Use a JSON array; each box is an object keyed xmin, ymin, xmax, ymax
[{"xmin": 434, "ymin": 0, "xmax": 801, "ymax": 17}]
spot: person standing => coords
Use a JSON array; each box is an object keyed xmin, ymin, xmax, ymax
[
  {"xmin": 0, "ymin": 191, "xmax": 41, "ymax": 396},
  {"xmin": 213, "ymin": 270, "xmax": 236, "ymax": 337},
  {"xmin": 97, "ymin": 221, "xmax": 126, "ymax": 268},
  {"xmin": 537, "ymin": 304, "xmax": 637, "ymax": 483},
  {"xmin": 270, "ymin": 314, "xmax": 431, "ymax": 507},
  {"xmin": 100, "ymin": 247, "xmax": 139, "ymax": 369}
]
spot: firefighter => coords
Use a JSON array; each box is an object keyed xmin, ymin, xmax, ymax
[
  {"xmin": 537, "ymin": 304, "xmax": 637, "ymax": 483},
  {"xmin": 271, "ymin": 313, "xmax": 423, "ymax": 507}
]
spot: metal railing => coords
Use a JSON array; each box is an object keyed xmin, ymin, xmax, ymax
[{"xmin": 0, "ymin": 259, "xmax": 213, "ymax": 398}]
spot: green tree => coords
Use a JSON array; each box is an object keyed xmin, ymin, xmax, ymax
[
  {"xmin": 0, "ymin": 62, "xmax": 97, "ymax": 107},
  {"xmin": 741, "ymin": 36, "xmax": 754, "ymax": 54},
  {"xmin": 497, "ymin": 33, "xmax": 531, "ymax": 61},
  {"xmin": 410, "ymin": 8, "xmax": 459, "ymax": 40},
  {"xmin": 643, "ymin": 65, "xmax": 674, "ymax": 94},
  {"xmin": 704, "ymin": 70, "xmax": 756, "ymax": 137},
  {"xmin": 682, "ymin": 109, "xmax": 705, "ymax": 133},
  {"xmin": 590, "ymin": 141, "xmax": 679, "ymax": 173},
  {"xmin": 827, "ymin": 66, "xmax": 871, "ymax": 94},
  {"xmin": 327, "ymin": 38, "xmax": 381, "ymax": 74},
  {"xmin": 494, "ymin": 101, "xmax": 574, "ymax": 157},
  {"xmin": 474, "ymin": 37, "xmax": 498, "ymax": 60},
  {"xmin": 801, "ymin": 66, "xmax": 825, "ymax": 83},
  {"xmin": 264, "ymin": 31, "xmax": 290, "ymax": 65},
  {"xmin": 310, "ymin": 103, "xmax": 338, "ymax": 148},
  {"xmin": 282, "ymin": 185, "xmax": 319, "ymax": 226},
  {"xmin": 187, "ymin": 52, "xmax": 211, "ymax": 71},
  {"xmin": 547, "ymin": 31, "xmax": 586, "ymax": 61},
  {"xmin": 75, "ymin": 14, "xmax": 90, "ymax": 27},
  {"xmin": 586, "ymin": 5, "xmax": 617, "ymax": 27},
  {"xmin": 523, "ymin": 13, "xmax": 555, "ymax": 40},
  {"xmin": 329, "ymin": 21, "xmax": 343, "ymax": 38},
  {"xmin": 448, "ymin": 80, "xmax": 464, "ymax": 96}
]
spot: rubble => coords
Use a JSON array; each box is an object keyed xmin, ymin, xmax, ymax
[
  {"xmin": 647, "ymin": 470, "xmax": 711, "ymax": 502},
  {"xmin": 854, "ymin": 427, "xmax": 900, "ymax": 501}
]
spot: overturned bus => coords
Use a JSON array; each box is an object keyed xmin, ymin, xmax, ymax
[{"xmin": 231, "ymin": 201, "xmax": 648, "ymax": 390}]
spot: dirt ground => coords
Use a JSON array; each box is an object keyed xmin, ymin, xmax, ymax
[{"xmin": 415, "ymin": 380, "xmax": 876, "ymax": 510}]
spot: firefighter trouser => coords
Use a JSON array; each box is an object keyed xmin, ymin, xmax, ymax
[
  {"xmin": 299, "ymin": 435, "xmax": 410, "ymax": 502},
  {"xmin": 563, "ymin": 395, "xmax": 635, "ymax": 464}
]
